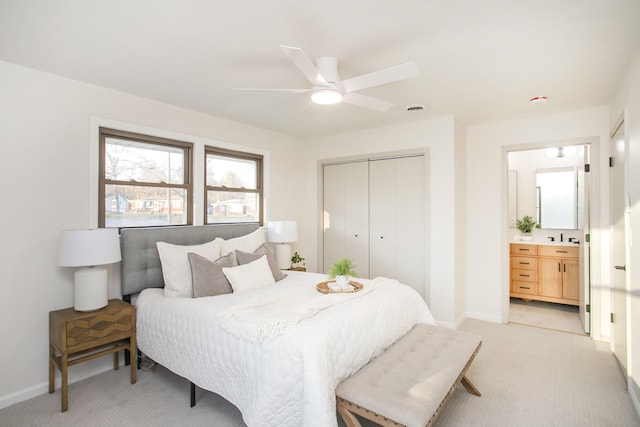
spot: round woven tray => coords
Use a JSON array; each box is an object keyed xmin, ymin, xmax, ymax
[{"xmin": 316, "ymin": 280, "xmax": 363, "ymax": 294}]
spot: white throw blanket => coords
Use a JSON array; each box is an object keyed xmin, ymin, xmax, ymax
[{"xmin": 217, "ymin": 276, "xmax": 388, "ymax": 342}]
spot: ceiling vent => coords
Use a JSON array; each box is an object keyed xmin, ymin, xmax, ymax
[{"xmin": 406, "ymin": 105, "xmax": 424, "ymax": 112}]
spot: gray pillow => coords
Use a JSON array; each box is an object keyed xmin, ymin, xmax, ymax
[
  {"xmin": 187, "ymin": 252, "xmax": 235, "ymax": 297},
  {"xmin": 235, "ymin": 243, "xmax": 287, "ymax": 282}
]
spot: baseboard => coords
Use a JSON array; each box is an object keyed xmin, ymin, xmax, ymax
[
  {"xmin": 630, "ymin": 377, "xmax": 640, "ymax": 418},
  {"xmin": 0, "ymin": 359, "xmax": 116, "ymax": 410},
  {"xmin": 434, "ymin": 319, "xmax": 456, "ymax": 329},
  {"xmin": 465, "ymin": 311, "xmax": 503, "ymax": 324}
]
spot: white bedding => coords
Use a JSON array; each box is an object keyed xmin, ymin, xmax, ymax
[{"xmin": 135, "ymin": 271, "xmax": 434, "ymax": 427}]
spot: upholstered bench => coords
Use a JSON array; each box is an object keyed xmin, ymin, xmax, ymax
[{"xmin": 336, "ymin": 324, "xmax": 482, "ymax": 427}]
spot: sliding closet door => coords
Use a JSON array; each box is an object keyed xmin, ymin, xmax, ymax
[
  {"xmin": 323, "ymin": 162, "xmax": 370, "ymax": 277},
  {"xmin": 369, "ymin": 156, "xmax": 425, "ymax": 297}
]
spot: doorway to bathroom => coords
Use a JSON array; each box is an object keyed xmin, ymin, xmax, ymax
[{"xmin": 507, "ymin": 144, "xmax": 590, "ymax": 334}]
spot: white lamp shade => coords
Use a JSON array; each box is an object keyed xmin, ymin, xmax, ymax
[
  {"xmin": 267, "ymin": 221, "xmax": 298, "ymax": 243},
  {"xmin": 57, "ymin": 228, "xmax": 121, "ymax": 267}
]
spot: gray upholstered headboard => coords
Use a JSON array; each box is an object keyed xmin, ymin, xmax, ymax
[{"xmin": 120, "ymin": 223, "xmax": 259, "ymax": 297}]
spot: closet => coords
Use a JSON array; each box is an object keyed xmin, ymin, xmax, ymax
[{"xmin": 323, "ymin": 155, "xmax": 425, "ymax": 297}]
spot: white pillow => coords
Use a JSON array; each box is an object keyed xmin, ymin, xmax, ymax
[
  {"xmin": 221, "ymin": 228, "xmax": 266, "ymax": 256},
  {"xmin": 222, "ymin": 255, "xmax": 276, "ymax": 293},
  {"xmin": 157, "ymin": 238, "xmax": 223, "ymax": 298}
]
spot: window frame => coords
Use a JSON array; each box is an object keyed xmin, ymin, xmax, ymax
[
  {"xmin": 204, "ymin": 146, "xmax": 264, "ymax": 226},
  {"xmin": 98, "ymin": 127, "xmax": 194, "ymax": 228}
]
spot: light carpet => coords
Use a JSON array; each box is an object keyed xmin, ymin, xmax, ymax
[{"xmin": 1, "ymin": 319, "xmax": 637, "ymax": 426}]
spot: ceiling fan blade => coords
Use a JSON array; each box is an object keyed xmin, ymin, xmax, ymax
[
  {"xmin": 234, "ymin": 87, "xmax": 311, "ymax": 93},
  {"xmin": 340, "ymin": 61, "xmax": 419, "ymax": 93},
  {"xmin": 342, "ymin": 92, "xmax": 394, "ymax": 112},
  {"xmin": 280, "ymin": 45, "xmax": 327, "ymax": 85}
]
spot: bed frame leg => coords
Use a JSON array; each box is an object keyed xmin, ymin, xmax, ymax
[{"xmin": 190, "ymin": 382, "xmax": 196, "ymax": 407}]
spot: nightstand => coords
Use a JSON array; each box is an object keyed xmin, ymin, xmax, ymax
[{"xmin": 49, "ymin": 299, "xmax": 136, "ymax": 412}]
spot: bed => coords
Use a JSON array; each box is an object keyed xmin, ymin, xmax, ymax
[{"xmin": 121, "ymin": 224, "xmax": 434, "ymax": 427}]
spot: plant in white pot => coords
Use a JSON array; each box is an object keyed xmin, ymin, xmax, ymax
[
  {"xmin": 327, "ymin": 258, "xmax": 357, "ymax": 291},
  {"xmin": 516, "ymin": 215, "xmax": 539, "ymax": 240},
  {"xmin": 290, "ymin": 251, "xmax": 305, "ymax": 268}
]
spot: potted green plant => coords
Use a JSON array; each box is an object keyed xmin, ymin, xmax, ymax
[
  {"xmin": 291, "ymin": 251, "xmax": 305, "ymax": 268},
  {"xmin": 516, "ymin": 215, "xmax": 539, "ymax": 240},
  {"xmin": 327, "ymin": 258, "xmax": 357, "ymax": 290}
]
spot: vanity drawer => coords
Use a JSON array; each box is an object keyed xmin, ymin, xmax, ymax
[
  {"xmin": 511, "ymin": 268, "xmax": 537, "ymax": 282},
  {"xmin": 511, "ymin": 244, "xmax": 538, "ymax": 256},
  {"xmin": 538, "ymin": 245, "xmax": 578, "ymax": 258},
  {"xmin": 511, "ymin": 256, "xmax": 537, "ymax": 270},
  {"xmin": 512, "ymin": 281, "xmax": 538, "ymax": 295}
]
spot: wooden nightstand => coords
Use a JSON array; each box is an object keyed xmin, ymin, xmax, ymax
[{"xmin": 49, "ymin": 299, "xmax": 136, "ymax": 412}]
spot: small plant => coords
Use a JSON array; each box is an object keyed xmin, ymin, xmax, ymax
[
  {"xmin": 327, "ymin": 258, "xmax": 357, "ymax": 279},
  {"xmin": 516, "ymin": 215, "xmax": 539, "ymax": 233},
  {"xmin": 291, "ymin": 251, "xmax": 305, "ymax": 266}
]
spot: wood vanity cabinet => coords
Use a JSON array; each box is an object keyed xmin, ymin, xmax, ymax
[{"xmin": 510, "ymin": 244, "xmax": 579, "ymax": 306}]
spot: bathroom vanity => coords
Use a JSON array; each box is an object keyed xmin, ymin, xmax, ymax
[{"xmin": 510, "ymin": 243, "xmax": 579, "ymax": 306}]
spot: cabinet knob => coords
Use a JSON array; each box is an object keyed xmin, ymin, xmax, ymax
[{"xmin": 354, "ymin": 234, "xmax": 358, "ymax": 237}]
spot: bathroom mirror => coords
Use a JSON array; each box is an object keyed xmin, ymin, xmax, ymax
[{"xmin": 536, "ymin": 167, "xmax": 578, "ymax": 229}]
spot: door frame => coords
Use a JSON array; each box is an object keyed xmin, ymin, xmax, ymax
[{"xmin": 503, "ymin": 138, "xmax": 601, "ymax": 338}]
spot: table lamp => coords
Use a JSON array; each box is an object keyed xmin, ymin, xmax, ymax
[
  {"xmin": 57, "ymin": 228, "xmax": 121, "ymax": 311},
  {"xmin": 267, "ymin": 221, "xmax": 298, "ymax": 270}
]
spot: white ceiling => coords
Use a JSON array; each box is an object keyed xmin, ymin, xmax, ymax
[{"xmin": 1, "ymin": 1, "xmax": 639, "ymax": 138}]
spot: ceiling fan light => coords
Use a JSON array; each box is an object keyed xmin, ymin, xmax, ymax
[{"xmin": 311, "ymin": 88, "xmax": 342, "ymax": 105}]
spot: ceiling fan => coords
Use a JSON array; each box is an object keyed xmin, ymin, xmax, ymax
[{"xmin": 234, "ymin": 45, "xmax": 420, "ymax": 111}]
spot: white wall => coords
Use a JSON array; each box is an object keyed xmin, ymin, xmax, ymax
[
  {"xmin": 610, "ymin": 46, "xmax": 640, "ymax": 414},
  {"xmin": 466, "ymin": 106, "xmax": 611, "ymax": 338},
  {"xmin": 306, "ymin": 116, "xmax": 463, "ymax": 326},
  {"xmin": 454, "ymin": 122, "xmax": 468, "ymax": 322},
  {"xmin": 0, "ymin": 60, "xmax": 305, "ymax": 408}
]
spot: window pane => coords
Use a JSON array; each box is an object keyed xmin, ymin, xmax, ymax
[
  {"xmin": 207, "ymin": 191, "xmax": 259, "ymax": 223},
  {"xmin": 105, "ymin": 184, "xmax": 188, "ymax": 227},
  {"xmin": 105, "ymin": 137, "xmax": 184, "ymax": 184},
  {"xmin": 206, "ymin": 154, "xmax": 257, "ymax": 189}
]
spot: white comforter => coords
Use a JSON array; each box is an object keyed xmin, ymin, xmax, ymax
[{"xmin": 135, "ymin": 271, "xmax": 434, "ymax": 427}]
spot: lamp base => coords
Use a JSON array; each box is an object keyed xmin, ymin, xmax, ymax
[
  {"xmin": 274, "ymin": 244, "xmax": 292, "ymax": 270},
  {"xmin": 74, "ymin": 267, "xmax": 109, "ymax": 311}
]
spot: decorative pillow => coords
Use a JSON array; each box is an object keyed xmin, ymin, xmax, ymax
[
  {"xmin": 188, "ymin": 252, "xmax": 235, "ymax": 298},
  {"xmin": 222, "ymin": 255, "xmax": 276, "ymax": 293},
  {"xmin": 220, "ymin": 228, "xmax": 266, "ymax": 256},
  {"xmin": 235, "ymin": 243, "xmax": 287, "ymax": 282},
  {"xmin": 157, "ymin": 238, "xmax": 223, "ymax": 298}
]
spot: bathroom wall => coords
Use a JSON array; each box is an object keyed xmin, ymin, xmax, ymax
[{"xmin": 508, "ymin": 146, "xmax": 585, "ymax": 243}]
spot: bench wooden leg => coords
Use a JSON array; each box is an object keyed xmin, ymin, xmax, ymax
[
  {"xmin": 337, "ymin": 400, "xmax": 363, "ymax": 427},
  {"xmin": 461, "ymin": 375, "xmax": 481, "ymax": 396}
]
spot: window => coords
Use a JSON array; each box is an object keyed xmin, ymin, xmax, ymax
[
  {"xmin": 205, "ymin": 146, "xmax": 263, "ymax": 225},
  {"xmin": 99, "ymin": 128, "xmax": 193, "ymax": 228}
]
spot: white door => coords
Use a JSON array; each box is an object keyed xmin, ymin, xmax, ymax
[
  {"xmin": 369, "ymin": 156, "xmax": 425, "ymax": 297},
  {"xmin": 369, "ymin": 159, "xmax": 397, "ymax": 279},
  {"xmin": 610, "ymin": 121, "xmax": 627, "ymax": 372},
  {"xmin": 323, "ymin": 162, "xmax": 369, "ymax": 277}
]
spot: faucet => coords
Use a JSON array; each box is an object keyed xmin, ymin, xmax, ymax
[
  {"xmin": 568, "ymin": 237, "xmax": 579, "ymax": 244},
  {"xmin": 547, "ymin": 236, "xmax": 555, "ymax": 242},
  {"xmin": 560, "ymin": 233, "xmax": 564, "ymax": 242}
]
